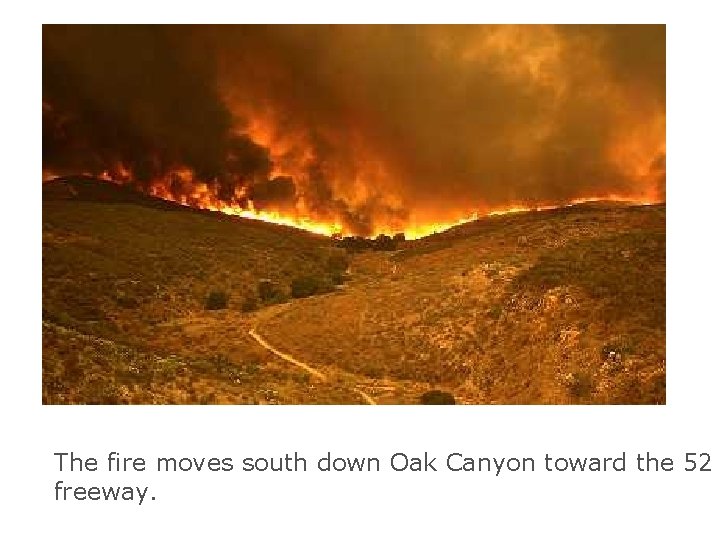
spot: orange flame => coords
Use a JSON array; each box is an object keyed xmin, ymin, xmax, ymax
[
  {"xmin": 383, "ymin": 195, "xmax": 659, "ymax": 240},
  {"xmin": 210, "ymin": 195, "xmax": 657, "ymax": 240},
  {"xmin": 217, "ymin": 203, "xmax": 343, "ymax": 237},
  {"xmin": 48, "ymin": 169, "xmax": 659, "ymax": 239}
]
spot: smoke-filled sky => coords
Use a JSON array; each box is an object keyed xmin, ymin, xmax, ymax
[{"xmin": 43, "ymin": 25, "xmax": 665, "ymax": 235}]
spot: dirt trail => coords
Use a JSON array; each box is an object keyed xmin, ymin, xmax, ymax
[
  {"xmin": 248, "ymin": 328, "xmax": 328, "ymax": 381},
  {"xmin": 248, "ymin": 322, "xmax": 377, "ymax": 405}
]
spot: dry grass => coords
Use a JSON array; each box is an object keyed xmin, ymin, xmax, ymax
[
  {"xmin": 43, "ymin": 200, "xmax": 345, "ymax": 347},
  {"xmin": 43, "ymin": 195, "xmax": 665, "ymax": 404},
  {"xmin": 261, "ymin": 203, "xmax": 665, "ymax": 404}
]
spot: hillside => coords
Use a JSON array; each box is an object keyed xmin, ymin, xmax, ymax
[
  {"xmin": 43, "ymin": 177, "xmax": 347, "ymax": 339},
  {"xmin": 43, "ymin": 180, "xmax": 665, "ymax": 404},
  {"xmin": 43, "ymin": 178, "xmax": 364, "ymax": 404},
  {"xmin": 262, "ymin": 203, "xmax": 665, "ymax": 404}
]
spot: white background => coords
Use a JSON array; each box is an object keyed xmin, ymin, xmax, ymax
[{"xmin": 2, "ymin": 1, "xmax": 719, "ymax": 538}]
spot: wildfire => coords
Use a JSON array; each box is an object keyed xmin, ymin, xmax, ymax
[
  {"xmin": 146, "ymin": 181, "xmax": 657, "ymax": 240},
  {"xmin": 395, "ymin": 196, "xmax": 658, "ymax": 240},
  {"xmin": 218, "ymin": 204, "xmax": 343, "ymax": 237},
  {"xmin": 45, "ymin": 170, "xmax": 658, "ymax": 240}
]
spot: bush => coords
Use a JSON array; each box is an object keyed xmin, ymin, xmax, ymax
[
  {"xmin": 240, "ymin": 296, "xmax": 258, "ymax": 312},
  {"xmin": 205, "ymin": 290, "xmax": 229, "ymax": 310},
  {"xmin": 291, "ymin": 274, "xmax": 329, "ymax": 298},
  {"xmin": 337, "ymin": 236, "xmax": 371, "ymax": 252},
  {"xmin": 374, "ymin": 234, "xmax": 397, "ymax": 251},
  {"xmin": 419, "ymin": 390, "xmax": 456, "ymax": 405},
  {"xmin": 337, "ymin": 235, "xmax": 399, "ymax": 252},
  {"xmin": 257, "ymin": 279, "xmax": 285, "ymax": 304}
]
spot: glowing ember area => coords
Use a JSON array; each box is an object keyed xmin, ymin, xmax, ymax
[{"xmin": 218, "ymin": 205, "xmax": 343, "ymax": 237}]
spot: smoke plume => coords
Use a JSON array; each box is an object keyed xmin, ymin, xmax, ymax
[{"xmin": 43, "ymin": 25, "xmax": 665, "ymax": 236}]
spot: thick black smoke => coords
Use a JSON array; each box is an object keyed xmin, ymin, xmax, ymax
[{"xmin": 43, "ymin": 25, "xmax": 282, "ymax": 205}]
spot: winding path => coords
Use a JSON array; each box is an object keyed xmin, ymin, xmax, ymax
[{"xmin": 248, "ymin": 327, "xmax": 377, "ymax": 405}]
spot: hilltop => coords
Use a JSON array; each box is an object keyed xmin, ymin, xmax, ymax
[{"xmin": 42, "ymin": 179, "xmax": 665, "ymax": 404}]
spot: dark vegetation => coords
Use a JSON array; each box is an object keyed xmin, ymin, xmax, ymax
[
  {"xmin": 257, "ymin": 279, "xmax": 287, "ymax": 305},
  {"xmin": 205, "ymin": 290, "xmax": 230, "ymax": 310},
  {"xmin": 43, "ymin": 179, "xmax": 350, "ymax": 345},
  {"xmin": 336, "ymin": 233, "xmax": 406, "ymax": 252},
  {"xmin": 419, "ymin": 390, "xmax": 456, "ymax": 404},
  {"xmin": 291, "ymin": 275, "xmax": 333, "ymax": 298}
]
